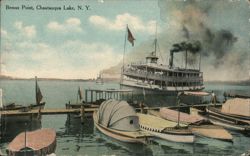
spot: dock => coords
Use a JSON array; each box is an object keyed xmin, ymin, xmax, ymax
[
  {"xmin": 0, "ymin": 108, "xmax": 97, "ymax": 116},
  {"xmin": 0, "ymin": 103, "xmax": 221, "ymax": 117}
]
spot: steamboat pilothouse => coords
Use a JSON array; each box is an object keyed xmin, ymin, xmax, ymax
[{"xmin": 120, "ymin": 38, "xmax": 205, "ymax": 94}]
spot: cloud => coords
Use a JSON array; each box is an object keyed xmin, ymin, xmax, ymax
[
  {"xmin": 14, "ymin": 21, "xmax": 36, "ymax": 38},
  {"xmin": 3, "ymin": 40, "xmax": 122, "ymax": 79},
  {"xmin": 47, "ymin": 17, "xmax": 82, "ymax": 33},
  {"xmin": 89, "ymin": 13, "xmax": 156, "ymax": 34},
  {"xmin": 1, "ymin": 28, "xmax": 8, "ymax": 37}
]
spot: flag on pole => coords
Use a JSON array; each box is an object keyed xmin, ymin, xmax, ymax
[
  {"xmin": 127, "ymin": 27, "xmax": 135, "ymax": 46},
  {"xmin": 35, "ymin": 77, "xmax": 43, "ymax": 104},
  {"xmin": 78, "ymin": 86, "xmax": 83, "ymax": 100}
]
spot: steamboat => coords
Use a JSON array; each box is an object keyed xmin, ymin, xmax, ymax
[{"xmin": 120, "ymin": 34, "xmax": 204, "ymax": 94}]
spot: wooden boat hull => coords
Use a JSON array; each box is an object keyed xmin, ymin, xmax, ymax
[
  {"xmin": 93, "ymin": 111, "xmax": 149, "ymax": 144},
  {"xmin": 210, "ymin": 106, "xmax": 250, "ymax": 120},
  {"xmin": 1, "ymin": 102, "xmax": 45, "ymax": 111},
  {"xmin": 7, "ymin": 128, "xmax": 56, "ymax": 156},
  {"xmin": 3, "ymin": 102, "xmax": 45, "ymax": 121},
  {"xmin": 157, "ymin": 108, "xmax": 233, "ymax": 142},
  {"xmin": 139, "ymin": 125, "xmax": 194, "ymax": 143},
  {"xmin": 206, "ymin": 107, "xmax": 250, "ymax": 131},
  {"xmin": 190, "ymin": 125, "xmax": 233, "ymax": 142},
  {"xmin": 137, "ymin": 113, "xmax": 194, "ymax": 143}
]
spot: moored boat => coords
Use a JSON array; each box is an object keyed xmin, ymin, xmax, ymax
[
  {"xmin": 137, "ymin": 113, "xmax": 194, "ymax": 143},
  {"xmin": 6, "ymin": 128, "xmax": 56, "ymax": 156},
  {"xmin": 120, "ymin": 26, "xmax": 204, "ymax": 94},
  {"xmin": 1, "ymin": 76, "xmax": 45, "ymax": 111},
  {"xmin": 0, "ymin": 76, "xmax": 45, "ymax": 112},
  {"xmin": 206, "ymin": 106, "xmax": 250, "ymax": 132},
  {"xmin": 159, "ymin": 108, "xmax": 233, "ymax": 141},
  {"xmin": 1, "ymin": 77, "xmax": 45, "ymax": 123},
  {"xmin": 178, "ymin": 91, "xmax": 250, "ymax": 132},
  {"xmin": 221, "ymin": 98, "xmax": 250, "ymax": 119},
  {"xmin": 96, "ymin": 71, "xmax": 104, "ymax": 84},
  {"xmin": 205, "ymin": 95, "xmax": 250, "ymax": 132},
  {"xmin": 157, "ymin": 91, "xmax": 233, "ymax": 142},
  {"xmin": 93, "ymin": 99, "xmax": 150, "ymax": 144}
]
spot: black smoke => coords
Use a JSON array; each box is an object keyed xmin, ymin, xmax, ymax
[
  {"xmin": 171, "ymin": 41, "xmax": 201, "ymax": 54},
  {"xmin": 159, "ymin": 0, "xmax": 239, "ymax": 66}
]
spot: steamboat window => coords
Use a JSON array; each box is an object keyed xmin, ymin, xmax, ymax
[{"xmin": 130, "ymin": 120, "xmax": 133, "ymax": 124}]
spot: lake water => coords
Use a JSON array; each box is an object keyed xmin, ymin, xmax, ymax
[{"xmin": 0, "ymin": 80, "xmax": 249, "ymax": 155}]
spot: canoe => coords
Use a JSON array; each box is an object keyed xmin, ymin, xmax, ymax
[
  {"xmin": 158, "ymin": 108, "xmax": 233, "ymax": 142},
  {"xmin": 137, "ymin": 113, "xmax": 194, "ymax": 143},
  {"xmin": 6, "ymin": 128, "xmax": 56, "ymax": 156},
  {"xmin": 206, "ymin": 107, "xmax": 250, "ymax": 131}
]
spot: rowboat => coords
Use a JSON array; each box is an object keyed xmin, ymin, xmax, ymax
[
  {"xmin": 0, "ymin": 76, "xmax": 45, "ymax": 112},
  {"xmin": 1, "ymin": 77, "xmax": 45, "ymax": 123},
  {"xmin": 159, "ymin": 108, "xmax": 233, "ymax": 142},
  {"xmin": 206, "ymin": 96, "xmax": 250, "ymax": 132},
  {"xmin": 137, "ymin": 113, "xmax": 194, "ymax": 143},
  {"xmin": 206, "ymin": 106, "xmax": 250, "ymax": 131},
  {"xmin": 93, "ymin": 99, "xmax": 150, "ymax": 144},
  {"xmin": 6, "ymin": 128, "xmax": 56, "ymax": 156}
]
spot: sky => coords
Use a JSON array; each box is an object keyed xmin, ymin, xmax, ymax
[
  {"xmin": 1, "ymin": 0, "xmax": 249, "ymax": 81},
  {"xmin": 1, "ymin": 0, "xmax": 162, "ymax": 79}
]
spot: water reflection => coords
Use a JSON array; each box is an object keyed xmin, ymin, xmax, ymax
[
  {"xmin": 1, "ymin": 117, "xmax": 41, "ymax": 143},
  {"xmin": 65, "ymin": 115, "xmax": 94, "ymax": 135}
]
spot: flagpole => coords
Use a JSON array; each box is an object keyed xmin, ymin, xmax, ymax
[
  {"xmin": 122, "ymin": 25, "xmax": 128, "ymax": 72},
  {"xmin": 121, "ymin": 25, "xmax": 128, "ymax": 84},
  {"xmin": 76, "ymin": 88, "xmax": 79, "ymax": 104},
  {"xmin": 35, "ymin": 76, "xmax": 38, "ymax": 105}
]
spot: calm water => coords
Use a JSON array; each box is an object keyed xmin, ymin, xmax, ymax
[{"xmin": 0, "ymin": 80, "xmax": 250, "ymax": 155}]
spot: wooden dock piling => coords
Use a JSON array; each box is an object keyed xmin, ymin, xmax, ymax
[{"xmin": 80, "ymin": 105, "xmax": 85, "ymax": 124}]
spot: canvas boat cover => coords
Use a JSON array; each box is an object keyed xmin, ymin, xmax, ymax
[
  {"xmin": 160, "ymin": 108, "xmax": 205, "ymax": 124},
  {"xmin": 222, "ymin": 98, "xmax": 250, "ymax": 117},
  {"xmin": 137, "ymin": 113, "xmax": 186, "ymax": 131},
  {"xmin": 7, "ymin": 128, "xmax": 56, "ymax": 156},
  {"xmin": 97, "ymin": 99, "xmax": 139, "ymax": 132}
]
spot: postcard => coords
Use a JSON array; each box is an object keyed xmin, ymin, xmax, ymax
[{"xmin": 0, "ymin": 0, "xmax": 250, "ymax": 155}]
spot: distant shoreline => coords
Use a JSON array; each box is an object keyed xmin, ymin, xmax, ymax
[
  {"xmin": 204, "ymin": 80, "xmax": 250, "ymax": 86},
  {"xmin": 0, "ymin": 75, "xmax": 249, "ymax": 85},
  {"xmin": 0, "ymin": 75, "xmax": 120, "ymax": 82},
  {"xmin": 0, "ymin": 75, "xmax": 95, "ymax": 82}
]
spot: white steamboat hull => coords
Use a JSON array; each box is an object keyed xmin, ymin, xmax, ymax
[{"xmin": 121, "ymin": 80, "xmax": 204, "ymax": 95}]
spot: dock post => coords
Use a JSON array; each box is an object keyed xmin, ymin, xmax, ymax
[
  {"xmin": 85, "ymin": 90, "xmax": 88, "ymax": 103},
  {"xmin": 80, "ymin": 105, "xmax": 85, "ymax": 124},
  {"xmin": 91, "ymin": 91, "xmax": 93, "ymax": 103},
  {"xmin": 131, "ymin": 92, "xmax": 133, "ymax": 102},
  {"xmin": 37, "ymin": 107, "xmax": 41, "ymax": 120},
  {"xmin": 140, "ymin": 102, "xmax": 145, "ymax": 114}
]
